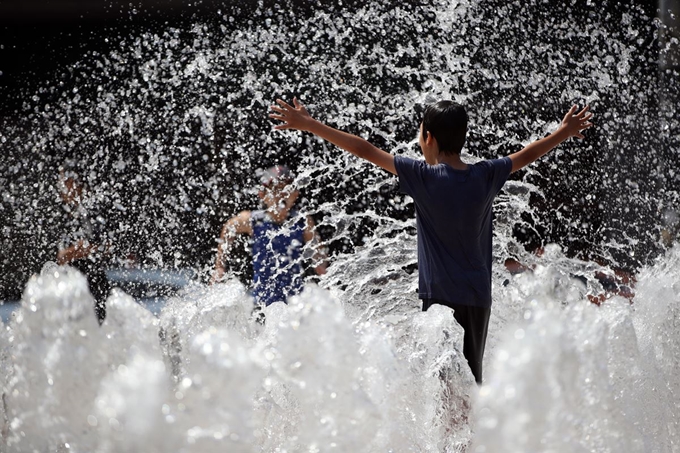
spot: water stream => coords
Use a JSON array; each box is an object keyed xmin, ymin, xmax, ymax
[{"xmin": 1, "ymin": 0, "xmax": 678, "ymax": 451}]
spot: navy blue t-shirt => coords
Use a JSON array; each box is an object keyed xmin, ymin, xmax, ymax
[
  {"xmin": 394, "ymin": 155, "xmax": 512, "ymax": 308},
  {"xmin": 250, "ymin": 210, "xmax": 306, "ymax": 306}
]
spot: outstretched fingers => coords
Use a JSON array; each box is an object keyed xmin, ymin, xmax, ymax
[
  {"xmin": 559, "ymin": 104, "xmax": 594, "ymax": 139},
  {"xmin": 563, "ymin": 105, "xmax": 578, "ymax": 123},
  {"xmin": 292, "ymin": 97, "xmax": 308, "ymax": 113},
  {"xmin": 577, "ymin": 105, "xmax": 590, "ymax": 117},
  {"xmin": 269, "ymin": 115, "xmax": 292, "ymax": 130},
  {"xmin": 579, "ymin": 109, "xmax": 594, "ymax": 131},
  {"xmin": 276, "ymin": 98, "xmax": 294, "ymax": 110},
  {"xmin": 270, "ymin": 97, "xmax": 311, "ymax": 131},
  {"xmin": 575, "ymin": 106, "xmax": 593, "ymax": 124},
  {"xmin": 270, "ymin": 100, "xmax": 292, "ymax": 127}
]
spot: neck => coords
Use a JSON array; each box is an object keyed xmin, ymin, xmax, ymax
[{"xmin": 436, "ymin": 152, "xmax": 467, "ymax": 170}]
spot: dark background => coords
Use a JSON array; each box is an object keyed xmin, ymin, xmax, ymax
[
  {"xmin": 1, "ymin": 0, "xmax": 677, "ymax": 300},
  {"xmin": 1, "ymin": 0, "xmax": 376, "ymax": 299},
  {"xmin": 1, "ymin": 0, "xmax": 330, "ymax": 116}
]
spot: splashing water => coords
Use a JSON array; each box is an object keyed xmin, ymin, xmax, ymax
[
  {"xmin": 1, "ymin": 0, "xmax": 679, "ymax": 451},
  {"xmin": 3, "ymin": 239, "xmax": 680, "ymax": 451}
]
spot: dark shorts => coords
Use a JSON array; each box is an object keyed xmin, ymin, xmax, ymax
[{"xmin": 422, "ymin": 299, "xmax": 491, "ymax": 385}]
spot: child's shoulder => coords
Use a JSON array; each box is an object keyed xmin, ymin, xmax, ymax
[
  {"xmin": 471, "ymin": 156, "xmax": 512, "ymax": 172},
  {"xmin": 228, "ymin": 210, "xmax": 253, "ymax": 225},
  {"xmin": 473, "ymin": 155, "xmax": 511, "ymax": 165}
]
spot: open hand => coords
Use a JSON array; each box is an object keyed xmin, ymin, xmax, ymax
[
  {"xmin": 269, "ymin": 97, "xmax": 313, "ymax": 131},
  {"xmin": 561, "ymin": 105, "xmax": 594, "ymax": 139}
]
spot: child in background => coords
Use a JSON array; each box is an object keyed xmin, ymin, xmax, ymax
[
  {"xmin": 57, "ymin": 169, "xmax": 111, "ymax": 324},
  {"xmin": 212, "ymin": 165, "xmax": 327, "ymax": 307}
]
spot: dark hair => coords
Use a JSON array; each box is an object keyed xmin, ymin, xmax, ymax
[
  {"xmin": 260, "ymin": 165, "xmax": 294, "ymax": 187},
  {"xmin": 421, "ymin": 101, "xmax": 468, "ymax": 155}
]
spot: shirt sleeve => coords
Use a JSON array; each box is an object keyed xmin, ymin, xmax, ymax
[
  {"xmin": 394, "ymin": 155, "xmax": 427, "ymax": 199},
  {"xmin": 487, "ymin": 156, "xmax": 512, "ymax": 194}
]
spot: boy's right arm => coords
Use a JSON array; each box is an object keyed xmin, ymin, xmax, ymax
[
  {"xmin": 509, "ymin": 105, "xmax": 593, "ymax": 174},
  {"xmin": 212, "ymin": 210, "xmax": 252, "ymax": 284},
  {"xmin": 270, "ymin": 98, "xmax": 396, "ymax": 175}
]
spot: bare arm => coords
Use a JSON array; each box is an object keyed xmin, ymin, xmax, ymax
[
  {"xmin": 509, "ymin": 105, "xmax": 593, "ymax": 173},
  {"xmin": 303, "ymin": 216, "xmax": 328, "ymax": 275},
  {"xmin": 270, "ymin": 98, "xmax": 396, "ymax": 175},
  {"xmin": 57, "ymin": 240, "xmax": 97, "ymax": 265},
  {"xmin": 212, "ymin": 211, "xmax": 253, "ymax": 284}
]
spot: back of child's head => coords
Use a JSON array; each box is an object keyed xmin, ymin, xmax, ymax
[{"xmin": 422, "ymin": 101, "xmax": 468, "ymax": 155}]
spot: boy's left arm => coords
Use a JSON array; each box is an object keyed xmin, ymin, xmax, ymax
[
  {"xmin": 509, "ymin": 105, "xmax": 593, "ymax": 173},
  {"xmin": 303, "ymin": 215, "xmax": 328, "ymax": 275}
]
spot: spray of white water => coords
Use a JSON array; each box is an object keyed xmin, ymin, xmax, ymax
[
  {"xmin": 1, "ymin": 0, "xmax": 679, "ymax": 451},
  {"xmin": 1, "ymin": 244, "xmax": 680, "ymax": 451}
]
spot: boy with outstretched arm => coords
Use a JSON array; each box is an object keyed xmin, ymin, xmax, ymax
[{"xmin": 270, "ymin": 98, "xmax": 593, "ymax": 384}]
